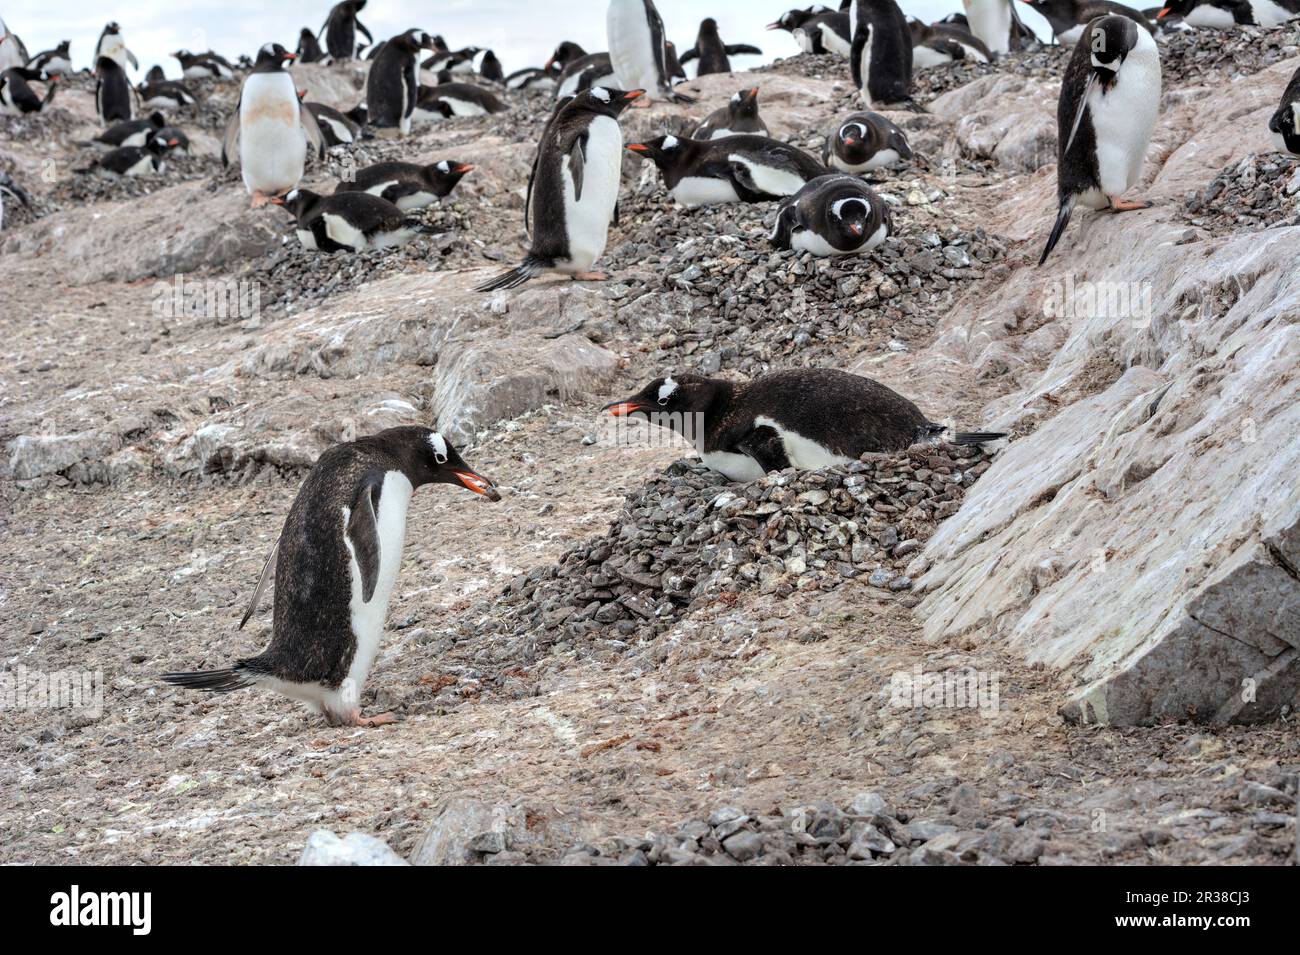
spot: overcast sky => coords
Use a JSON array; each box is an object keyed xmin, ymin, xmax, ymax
[{"xmin": 5, "ymin": 1, "xmax": 1050, "ymax": 80}]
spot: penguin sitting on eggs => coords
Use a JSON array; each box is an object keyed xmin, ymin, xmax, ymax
[{"xmin": 771, "ymin": 174, "xmax": 892, "ymax": 256}]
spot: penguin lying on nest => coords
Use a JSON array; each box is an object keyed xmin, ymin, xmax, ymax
[{"xmin": 771, "ymin": 174, "xmax": 892, "ymax": 256}]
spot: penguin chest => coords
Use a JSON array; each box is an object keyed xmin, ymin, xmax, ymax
[
  {"xmin": 1185, "ymin": 5, "xmax": 1239, "ymax": 27},
  {"xmin": 965, "ymin": 0, "xmax": 1012, "ymax": 54},
  {"xmin": 913, "ymin": 45, "xmax": 954, "ymax": 69},
  {"xmin": 1248, "ymin": 0, "xmax": 1292, "ymax": 26},
  {"xmin": 820, "ymin": 23, "xmax": 852, "ymax": 57},
  {"xmin": 1088, "ymin": 42, "xmax": 1160, "ymax": 198},
  {"xmin": 755, "ymin": 415, "xmax": 855, "ymax": 470},
  {"xmin": 239, "ymin": 72, "xmax": 306, "ymax": 193},
  {"xmin": 561, "ymin": 115, "xmax": 622, "ymax": 268},
  {"xmin": 607, "ymin": 0, "xmax": 660, "ymax": 89},
  {"xmin": 671, "ymin": 176, "xmax": 741, "ymax": 207}
]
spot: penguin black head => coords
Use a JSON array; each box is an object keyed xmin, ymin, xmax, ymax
[
  {"xmin": 103, "ymin": 22, "xmax": 122, "ymax": 35},
  {"xmin": 381, "ymin": 427, "xmax": 500, "ymax": 499},
  {"xmin": 392, "ymin": 30, "xmax": 438, "ymax": 53},
  {"xmin": 157, "ymin": 126, "xmax": 189, "ymax": 152},
  {"xmin": 1086, "ymin": 15, "xmax": 1140, "ymax": 88},
  {"xmin": 1270, "ymin": 101, "xmax": 1300, "ymax": 155},
  {"xmin": 701, "ymin": 17, "xmax": 720, "ymax": 33},
  {"xmin": 625, "ymin": 133, "xmax": 693, "ymax": 169},
  {"xmin": 425, "ymin": 160, "xmax": 473, "ymax": 195},
  {"xmin": 145, "ymin": 64, "xmax": 165, "ymax": 83},
  {"xmin": 253, "ymin": 43, "xmax": 296, "ymax": 71},
  {"xmin": 767, "ymin": 10, "xmax": 811, "ymax": 32},
  {"xmin": 827, "ymin": 194, "xmax": 875, "ymax": 244},
  {"xmin": 573, "ymin": 86, "xmax": 644, "ymax": 119},
  {"xmin": 729, "ymin": 87, "xmax": 760, "ymax": 121},
  {"xmin": 545, "ymin": 41, "xmax": 586, "ymax": 70},
  {"xmin": 270, "ymin": 188, "xmax": 320, "ymax": 218},
  {"xmin": 146, "ymin": 130, "xmax": 182, "ymax": 154},
  {"xmin": 602, "ymin": 374, "xmax": 723, "ymax": 421}
]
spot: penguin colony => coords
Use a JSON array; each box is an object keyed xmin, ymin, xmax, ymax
[{"xmin": 2, "ymin": 2, "xmax": 1297, "ymax": 726}]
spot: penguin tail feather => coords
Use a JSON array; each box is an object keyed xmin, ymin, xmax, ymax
[
  {"xmin": 1038, "ymin": 196, "xmax": 1075, "ymax": 266},
  {"xmin": 475, "ymin": 256, "xmax": 548, "ymax": 293},
  {"xmin": 951, "ymin": 431, "xmax": 1008, "ymax": 445},
  {"xmin": 160, "ymin": 665, "xmax": 256, "ymax": 693}
]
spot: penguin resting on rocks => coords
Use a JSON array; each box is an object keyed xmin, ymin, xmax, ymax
[
  {"xmin": 771, "ymin": 174, "xmax": 892, "ymax": 256},
  {"xmin": 272, "ymin": 188, "xmax": 438, "ymax": 252},
  {"xmin": 138, "ymin": 79, "xmax": 196, "ymax": 109},
  {"xmin": 1018, "ymin": 0, "xmax": 1155, "ymax": 43},
  {"xmin": 626, "ymin": 133, "xmax": 829, "ymax": 207},
  {"xmin": 0, "ymin": 67, "xmax": 57, "ymax": 114},
  {"xmin": 163, "ymin": 427, "xmax": 499, "ymax": 727},
  {"xmin": 27, "ymin": 40, "xmax": 73, "ymax": 75},
  {"xmin": 90, "ymin": 111, "xmax": 165, "ymax": 149},
  {"xmin": 477, "ymin": 86, "xmax": 643, "ymax": 292},
  {"xmin": 823, "ymin": 110, "xmax": 912, "ymax": 172},
  {"xmin": 0, "ymin": 170, "xmax": 30, "ymax": 230},
  {"xmin": 334, "ymin": 159, "xmax": 473, "ymax": 210},
  {"xmin": 603, "ymin": 370, "xmax": 1006, "ymax": 482},
  {"xmin": 1039, "ymin": 14, "xmax": 1160, "ymax": 265},
  {"xmin": 1269, "ymin": 65, "xmax": 1300, "ymax": 155},
  {"xmin": 695, "ymin": 87, "xmax": 768, "ymax": 139},
  {"xmin": 908, "ymin": 18, "xmax": 992, "ymax": 66},
  {"xmin": 76, "ymin": 130, "xmax": 179, "ymax": 177}
]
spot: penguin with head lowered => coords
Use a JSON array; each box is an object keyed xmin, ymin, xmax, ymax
[
  {"xmin": 627, "ymin": 133, "xmax": 828, "ymax": 207},
  {"xmin": 604, "ymin": 369, "xmax": 1006, "ymax": 482},
  {"xmin": 95, "ymin": 56, "xmax": 132, "ymax": 123},
  {"xmin": 320, "ymin": 0, "xmax": 373, "ymax": 61},
  {"xmin": 772, "ymin": 174, "xmax": 892, "ymax": 256},
  {"xmin": 1020, "ymin": 0, "xmax": 1156, "ymax": 43},
  {"xmin": 850, "ymin": 0, "xmax": 914, "ymax": 108},
  {"xmin": 163, "ymin": 426, "xmax": 499, "ymax": 727},
  {"xmin": 1039, "ymin": 14, "xmax": 1160, "ymax": 265},
  {"xmin": 823, "ymin": 110, "xmax": 912, "ymax": 172},
  {"xmin": 222, "ymin": 43, "xmax": 326, "ymax": 208},
  {"xmin": 335, "ymin": 159, "xmax": 473, "ymax": 210},
  {"xmin": 607, "ymin": 0, "xmax": 694, "ymax": 103},
  {"xmin": 477, "ymin": 86, "xmax": 643, "ymax": 292},
  {"xmin": 695, "ymin": 87, "xmax": 768, "ymax": 139},
  {"xmin": 273, "ymin": 187, "xmax": 437, "ymax": 252},
  {"xmin": 1269, "ymin": 66, "xmax": 1300, "ymax": 156},
  {"xmin": 367, "ymin": 29, "xmax": 437, "ymax": 134},
  {"xmin": 0, "ymin": 68, "xmax": 57, "ymax": 114},
  {"xmin": 679, "ymin": 18, "xmax": 763, "ymax": 76}
]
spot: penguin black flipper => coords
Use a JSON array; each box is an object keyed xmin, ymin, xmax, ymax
[
  {"xmin": 220, "ymin": 88, "xmax": 243, "ymax": 166},
  {"xmin": 300, "ymin": 103, "xmax": 327, "ymax": 161},
  {"xmin": 770, "ymin": 200, "xmax": 798, "ymax": 250},
  {"xmin": 725, "ymin": 44, "xmax": 763, "ymax": 56},
  {"xmin": 345, "ymin": 479, "xmax": 383, "ymax": 603},
  {"xmin": 678, "ymin": 46, "xmax": 700, "ymax": 64},
  {"xmin": 1064, "ymin": 73, "xmax": 1099, "ymax": 157},
  {"xmin": 735, "ymin": 426, "xmax": 791, "ymax": 473},
  {"xmin": 238, "ymin": 535, "xmax": 280, "ymax": 630},
  {"xmin": 568, "ymin": 131, "xmax": 588, "ymax": 203}
]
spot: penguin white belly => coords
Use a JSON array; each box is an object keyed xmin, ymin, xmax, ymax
[
  {"xmin": 755, "ymin": 415, "xmax": 855, "ymax": 470},
  {"xmin": 729, "ymin": 155, "xmax": 807, "ymax": 197},
  {"xmin": 820, "ymin": 24, "xmax": 852, "ymax": 57},
  {"xmin": 965, "ymin": 0, "xmax": 1012, "ymax": 54},
  {"xmin": 183, "ymin": 65, "xmax": 210, "ymax": 79},
  {"xmin": 792, "ymin": 229, "xmax": 840, "ymax": 256},
  {"xmin": 395, "ymin": 191, "xmax": 436, "ymax": 211},
  {"xmin": 1057, "ymin": 24, "xmax": 1085, "ymax": 45},
  {"xmin": 45, "ymin": 56, "xmax": 72, "ymax": 75},
  {"xmin": 1249, "ymin": 0, "xmax": 1295, "ymax": 26},
  {"xmin": 1185, "ymin": 5, "xmax": 1239, "ymax": 27},
  {"xmin": 322, "ymin": 212, "xmax": 369, "ymax": 251},
  {"xmin": 296, "ymin": 228, "xmax": 319, "ymax": 250},
  {"xmin": 0, "ymin": 38, "xmax": 22, "ymax": 72},
  {"xmin": 121, "ymin": 130, "xmax": 149, "ymax": 148},
  {"xmin": 793, "ymin": 28, "xmax": 815, "ymax": 53},
  {"xmin": 959, "ymin": 42, "xmax": 990, "ymax": 63},
  {"xmin": 857, "ymin": 28, "xmax": 875, "ymax": 103},
  {"xmin": 562, "ymin": 113, "xmax": 622, "ymax": 270},
  {"xmin": 707, "ymin": 127, "xmax": 735, "ymax": 140},
  {"xmin": 319, "ymin": 114, "xmax": 355, "ymax": 142},
  {"xmin": 125, "ymin": 155, "xmax": 156, "ymax": 177},
  {"xmin": 607, "ymin": 0, "xmax": 661, "ymax": 91},
  {"xmin": 702, "ymin": 451, "xmax": 767, "ymax": 482},
  {"xmin": 672, "ymin": 176, "xmax": 741, "ymax": 206},
  {"xmin": 99, "ymin": 37, "xmax": 131, "ymax": 71},
  {"xmin": 438, "ymin": 96, "xmax": 488, "ymax": 117},
  {"xmin": 864, "ymin": 148, "xmax": 902, "ymax": 170},
  {"xmin": 1088, "ymin": 37, "xmax": 1160, "ymax": 198},
  {"xmin": 239, "ymin": 72, "xmax": 306, "ymax": 196},
  {"xmin": 912, "ymin": 45, "xmax": 954, "ymax": 69}
]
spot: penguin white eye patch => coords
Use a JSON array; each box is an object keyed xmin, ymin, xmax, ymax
[
  {"xmin": 428, "ymin": 432, "xmax": 448, "ymax": 464},
  {"xmin": 662, "ymin": 135, "xmax": 679, "ymax": 150},
  {"xmin": 840, "ymin": 123, "xmax": 867, "ymax": 141},
  {"xmin": 590, "ymin": 87, "xmax": 610, "ymax": 103},
  {"xmin": 831, "ymin": 197, "xmax": 868, "ymax": 220},
  {"xmin": 657, "ymin": 377, "xmax": 678, "ymax": 404}
]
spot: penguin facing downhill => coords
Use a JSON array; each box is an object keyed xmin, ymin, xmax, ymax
[
  {"xmin": 607, "ymin": 0, "xmax": 694, "ymax": 103},
  {"xmin": 695, "ymin": 87, "xmax": 768, "ymax": 140},
  {"xmin": 850, "ymin": 0, "xmax": 914, "ymax": 108},
  {"xmin": 95, "ymin": 56, "xmax": 132, "ymax": 123},
  {"xmin": 477, "ymin": 86, "xmax": 644, "ymax": 292},
  {"xmin": 367, "ymin": 29, "xmax": 437, "ymax": 134},
  {"xmin": 1269, "ymin": 65, "xmax": 1300, "ymax": 156},
  {"xmin": 771, "ymin": 173, "xmax": 892, "ymax": 256},
  {"xmin": 320, "ymin": 0, "xmax": 373, "ymax": 61},
  {"xmin": 1039, "ymin": 14, "xmax": 1160, "ymax": 265},
  {"xmin": 221, "ymin": 44, "xmax": 326, "ymax": 209},
  {"xmin": 678, "ymin": 18, "xmax": 764, "ymax": 76},
  {"xmin": 163, "ymin": 427, "xmax": 500, "ymax": 727}
]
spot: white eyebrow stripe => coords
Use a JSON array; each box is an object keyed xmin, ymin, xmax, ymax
[
  {"xmin": 662, "ymin": 135, "xmax": 679, "ymax": 149},
  {"xmin": 429, "ymin": 432, "xmax": 448, "ymax": 459},
  {"xmin": 658, "ymin": 377, "xmax": 678, "ymax": 401}
]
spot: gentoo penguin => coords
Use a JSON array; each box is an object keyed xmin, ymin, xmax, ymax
[
  {"xmin": 626, "ymin": 133, "xmax": 829, "ymax": 206},
  {"xmin": 1020, "ymin": 0, "xmax": 1156, "ymax": 42},
  {"xmin": 335, "ymin": 159, "xmax": 472, "ymax": 210},
  {"xmin": 0, "ymin": 16, "xmax": 25, "ymax": 72},
  {"xmin": 424, "ymin": 45, "xmax": 481, "ymax": 74},
  {"xmin": 27, "ymin": 40, "xmax": 73, "ymax": 76},
  {"xmin": 479, "ymin": 50, "xmax": 505, "ymax": 84},
  {"xmin": 549, "ymin": 43, "xmax": 617, "ymax": 99},
  {"xmin": 664, "ymin": 41, "xmax": 688, "ymax": 83},
  {"xmin": 678, "ymin": 18, "xmax": 764, "ymax": 76},
  {"xmin": 137, "ymin": 79, "xmax": 196, "ymax": 109},
  {"xmin": 144, "ymin": 64, "xmax": 166, "ymax": 83},
  {"xmin": 320, "ymin": 0, "xmax": 373, "ymax": 61},
  {"xmin": 823, "ymin": 111, "xmax": 912, "ymax": 172},
  {"xmin": 0, "ymin": 170, "xmax": 30, "ymax": 230},
  {"xmin": 172, "ymin": 49, "xmax": 236, "ymax": 80},
  {"xmin": 695, "ymin": 87, "xmax": 768, "ymax": 140},
  {"xmin": 0, "ymin": 67, "xmax": 57, "ymax": 114},
  {"xmin": 1039, "ymin": 14, "xmax": 1160, "ymax": 265},
  {"xmin": 477, "ymin": 86, "xmax": 643, "ymax": 292},
  {"xmin": 850, "ymin": 0, "xmax": 914, "ymax": 108},
  {"xmin": 303, "ymin": 99, "xmax": 367, "ymax": 145},
  {"xmin": 222, "ymin": 43, "xmax": 326, "ymax": 208},
  {"xmin": 156, "ymin": 126, "xmax": 190, "ymax": 153},
  {"xmin": 94, "ymin": 22, "xmax": 137, "ymax": 72},
  {"xmin": 767, "ymin": 9, "xmax": 853, "ymax": 57},
  {"xmin": 162, "ymin": 426, "xmax": 499, "ymax": 727},
  {"xmin": 772, "ymin": 174, "xmax": 891, "ymax": 256},
  {"xmin": 297, "ymin": 28, "xmax": 325, "ymax": 63},
  {"xmin": 76, "ymin": 131, "xmax": 178, "ymax": 177},
  {"xmin": 1269, "ymin": 66, "xmax": 1300, "ymax": 155},
  {"xmin": 91, "ymin": 111, "xmax": 165, "ymax": 149},
  {"xmin": 963, "ymin": 0, "xmax": 1016, "ymax": 54},
  {"xmin": 603, "ymin": 370, "xmax": 1006, "ymax": 481},
  {"xmin": 95, "ymin": 56, "xmax": 132, "ymax": 123},
  {"xmin": 412, "ymin": 81, "xmax": 509, "ymax": 120},
  {"xmin": 607, "ymin": 0, "xmax": 694, "ymax": 103},
  {"xmin": 367, "ymin": 29, "xmax": 436, "ymax": 133},
  {"xmin": 271, "ymin": 188, "xmax": 436, "ymax": 252},
  {"xmin": 506, "ymin": 65, "xmax": 559, "ymax": 91},
  {"xmin": 908, "ymin": 19, "xmax": 992, "ymax": 67}
]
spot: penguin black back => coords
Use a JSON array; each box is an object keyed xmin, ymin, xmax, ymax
[
  {"xmin": 367, "ymin": 29, "xmax": 435, "ymax": 130},
  {"xmin": 95, "ymin": 56, "xmax": 131, "ymax": 123},
  {"xmin": 321, "ymin": 0, "xmax": 373, "ymax": 61},
  {"xmin": 680, "ymin": 18, "xmax": 764, "ymax": 76},
  {"xmin": 851, "ymin": 0, "xmax": 914, "ymax": 107}
]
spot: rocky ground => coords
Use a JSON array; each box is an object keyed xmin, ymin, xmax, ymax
[{"xmin": 1, "ymin": 28, "xmax": 1297, "ymax": 865}]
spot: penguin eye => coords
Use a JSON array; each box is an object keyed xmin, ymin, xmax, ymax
[
  {"xmin": 435, "ymin": 452, "xmax": 448, "ymax": 464},
  {"xmin": 657, "ymin": 396, "xmax": 669, "ymax": 406}
]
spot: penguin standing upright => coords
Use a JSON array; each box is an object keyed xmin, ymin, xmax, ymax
[
  {"xmin": 678, "ymin": 18, "xmax": 763, "ymax": 76},
  {"xmin": 850, "ymin": 0, "xmax": 914, "ymax": 107},
  {"xmin": 297, "ymin": 28, "xmax": 325, "ymax": 63},
  {"xmin": 1269, "ymin": 65, "xmax": 1300, "ymax": 155},
  {"xmin": 479, "ymin": 50, "xmax": 505, "ymax": 84},
  {"xmin": 95, "ymin": 56, "xmax": 132, "ymax": 123},
  {"xmin": 163, "ymin": 427, "xmax": 499, "ymax": 727},
  {"xmin": 320, "ymin": 0, "xmax": 373, "ymax": 61},
  {"xmin": 1039, "ymin": 14, "xmax": 1160, "ymax": 265},
  {"xmin": 477, "ymin": 86, "xmax": 644, "ymax": 292},
  {"xmin": 94, "ymin": 22, "xmax": 138, "ymax": 72},
  {"xmin": 607, "ymin": 0, "xmax": 693, "ymax": 102},
  {"xmin": 0, "ymin": 17, "xmax": 25, "ymax": 72},
  {"xmin": 367, "ymin": 30, "xmax": 436, "ymax": 134},
  {"xmin": 771, "ymin": 173, "xmax": 892, "ymax": 256},
  {"xmin": 963, "ymin": 0, "xmax": 1019, "ymax": 54},
  {"xmin": 222, "ymin": 44, "xmax": 326, "ymax": 208}
]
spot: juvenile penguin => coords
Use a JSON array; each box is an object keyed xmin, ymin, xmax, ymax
[
  {"xmin": 626, "ymin": 133, "xmax": 828, "ymax": 206},
  {"xmin": 334, "ymin": 159, "xmax": 473, "ymax": 210},
  {"xmin": 477, "ymin": 86, "xmax": 643, "ymax": 292},
  {"xmin": 297, "ymin": 28, "xmax": 325, "ymax": 63},
  {"xmin": 851, "ymin": 0, "xmax": 914, "ymax": 107},
  {"xmin": 222, "ymin": 43, "xmax": 326, "ymax": 208},
  {"xmin": 679, "ymin": 18, "xmax": 764, "ymax": 76},
  {"xmin": 823, "ymin": 110, "xmax": 912, "ymax": 172},
  {"xmin": 695, "ymin": 87, "xmax": 768, "ymax": 139},
  {"xmin": 607, "ymin": 0, "xmax": 694, "ymax": 103},
  {"xmin": 413, "ymin": 80, "xmax": 509, "ymax": 120},
  {"xmin": 0, "ymin": 169, "xmax": 29, "ymax": 229},
  {"xmin": 367, "ymin": 29, "xmax": 436, "ymax": 133},
  {"xmin": 320, "ymin": 0, "xmax": 373, "ymax": 61},
  {"xmin": 91, "ymin": 110, "xmax": 165, "ymax": 149},
  {"xmin": 138, "ymin": 79, "xmax": 196, "ymax": 109},
  {"xmin": 272, "ymin": 188, "xmax": 436, "ymax": 252},
  {"xmin": 76, "ymin": 130, "xmax": 178, "ymax": 177},
  {"xmin": 908, "ymin": 18, "xmax": 992, "ymax": 66},
  {"xmin": 479, "ymin": 49, "xmax": 505, "ymax": 84},
  {"xmin": 27, "ymin": 40, "xmax": 72, "ymax": 75},
  {"xmin": 95, "ymin": 56, "xmax": 132, "ymax": 123},
  {"xmin": 94, "ymin": 22, "xmax": 138, "ymax": 72},
  {"xmin": 1269, "ymin": 65, "xmax": 1300, "ymax": 155},
  {"xmin": 1040, "ymin": 14, "xmax": 1160, "ymax": 265},
  {"xmin": 173, "ymin": 49, "xmax": 236, "ymax": 79},
  {"xmin": 603, "ymin": 370, "xmax": 1006, "ymax": 481},
  {"xmin": 772, "ymin": 173, "xmax": 891, "ymax": 255},
  {"xmin": 1019, "ymin": 0, "xmax": 1155, "ymax": 42},
  {"xmin": 0, "ymin": 67, "xmax": 57, "ymax": 114},
  {"xmin": 162, "ymin": 427, "xmax": 499, "ymax": 727}
]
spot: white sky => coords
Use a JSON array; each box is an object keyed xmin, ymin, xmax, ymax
[{"xmin": 4, "ymin": 1, "xmax": 1050, "ymax": 80}]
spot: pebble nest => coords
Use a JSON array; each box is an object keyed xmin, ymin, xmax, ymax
[
  {"xmin": 1159, "ymin": 24, "xmax": 1300, "ymax": 87},
  {"xmin": 1182, "ymin": 152, "xmax": 1300, "ymax": 234}
]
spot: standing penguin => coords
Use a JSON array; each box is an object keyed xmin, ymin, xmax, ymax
[
  {"xmin": 850, "ymin": 0, "xmax": 914, "ymax": 107},
  {"xmin": 95, "ymin": 56, "xmax": 132, "ymax": 123},
  {"xmin": 222, "ymin": 43, "xmax": 326, "ymax": 208},
  {"xmin": 163, "ymin": 427, "xmax": 499, "ymax": 727},
  {"xmin": 297, "ymin": 28, "xmax": 325, "ymax": 63},
  {"xmin": 1268, "ymin": 65, "xmax": 1300, "ymax": 155},
  {"xmin": 678, "ymin": 18, "xmax": 764, "ymax": 76},
  {"xmin": 477, "ymin": 86, "xmax": 644, "ymax": 292},
  {"xmin": 963, "ymin": 0, "xmax": 1030, "ymax": 54},
  {"xmin": 771, "ymin": 173, "xmax": 892, "ymax": 256},
  {"xmin": 320, "ymin": 0, "xmax": 373, "ymax": 61},
  {"xmin": 1039, "ymin": 14, "xmax": 1160, "ymax": 265},
  {"xmin": 479, "ymin": 49, "xmax": 505, "ymax": 84},
  {"xmin": 94, "ymin": 22, "xmax": 138, "ymax": 72},
  {"xmin": 607, "ymin": 0, "xmax": 694, "ymax": 102},
  {"xmin": 695, "ymin": 87, "xmax": 768, "ymax": 139},
  {"xmin": 367, "ymin": 29, "xmax": 436, "ymax": 134}
]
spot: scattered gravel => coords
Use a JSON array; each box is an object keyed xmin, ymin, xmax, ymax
[{"xmin": 1183, "ymin": 152, "xmax": 1300, "ymax": 234}]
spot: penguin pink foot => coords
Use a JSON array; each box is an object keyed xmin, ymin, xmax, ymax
[
  {"xmin": 250, "ymin": 191, "xmax": 273, "ymax": 209},
  {"xmin": 573, "ymin": 270, "xmax": 609, "ymax": 281},
  {"xmin": 1110, "ymin": 196, "xmax": 1153, "ymax": 212},
  {"xmin": 350, "ymin": 711, "xmax": 398, "ymax": 727}
]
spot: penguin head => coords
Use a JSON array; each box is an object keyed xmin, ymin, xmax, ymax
[
  {"xmin": 157, "ymin": 127, "xmax": 189, "ymax": 152},
  {"xmin": 625, "ymin": 133, "xmax": 690, "ymax": 169},
  {"xmin": 700, "ymin": 17, "xmax": 721, "ymax": 36},
  {"xmin": 828, "ymin": 194, "xmax": 875, "ymax": 245},
  {"xmin": 1155, "ymin": 0, "xmax": 1192, "ymax": 16},
  {"xmin": 767, "ymin": 11, "xmax": 810, "ymax": 33},
  {"xmin": 413, "ymin": 429, "xmax": 500, "ymax": 500},
  {"xmin": 1087, "ymin": 16, "xmax": 1139, "ymax": 84},
  {"xmin": 729, "ymin": 87, "xmax": 760, "ymax": 120},
  {"xmin": 103, "ymin": 22, "xmax": 121, "ymax": 36},
  {"xmin": 270, "ymin": 188, "xmax": 318, "ymax": 217},
  {"xmin": 426, "ymin": 160, "xmax": 473, "ymax": 193},
  {"xmin": 603, "ymin": 374, "xmax": 721, "ymax": 421},
  {"xmin": 575, "ymin": 86, "xmax": 644, "ymax": 118},
  {"xmin": 545, "ymin": 41, "xmax": 586, "ymax": 71},
  {"xmin": 253, "ymin": 43, "xmax": 296, "ymax": 71},
  {"xmin": 145, "ymin": 130, "xmax": 181, "ymax": 154},
  {"xmin": 393, "ymin": 30, "xmax": 436, "ymax": 52},
  {"xmin": 1269, "ymin": 102, "xmax": 1300, "ymax": 155}
]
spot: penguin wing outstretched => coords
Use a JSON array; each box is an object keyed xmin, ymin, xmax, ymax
[
  {"xmin": 678, "ymin": 46, "xmax": 699, "ymax": 64},
  {"xmin": 238, "ymin": 534, "xmax": 280, "ymax": 630},
  {"xmin": 345, "ymin": 480, "xmax": 383, "ymax": 603}
]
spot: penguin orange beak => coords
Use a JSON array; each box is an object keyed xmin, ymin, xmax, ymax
[
  {"xmin": 1157, "ymin": 6, "xmax": 1170, "ymax": 15},
  {"xmin": 626, "ymin": 143, "xmax": 649, "ymax": 153},
  {"xmin": 623, "ymin": 89, "xmax": 645, "ymax": 100},
  {"xmin": 844, "ymin": 137, "xmax": 859, "ymax": 146},
  {"xmin": 453, "ymin": 470, "xmax": 501, "ymax": 501},
  {"xmin": 167, "ymin": 138, "xmax": 180, "ymax": 146},
  {"xmin": 602, "ymin": 400, "xmax": 646, "ymax": 416},
  {"xmin": 848, "ymin": 222, "xmax": 865, "ymax": 236},
  {"xmin": 269, "ymin": 195, "xmax": 286, "ymax": 205},
  {"xmin": 284, "ymin": 52, "xmax": 298, "ymax": 61},
  {"xmin": 454, "ymin": 163, "xmax": 473, "ymax": 174}
]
